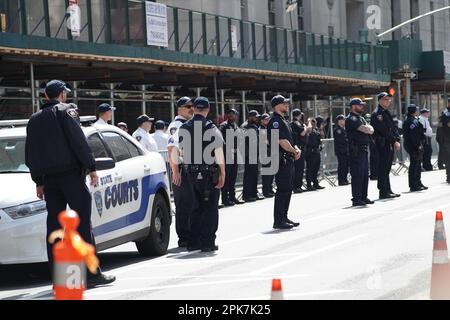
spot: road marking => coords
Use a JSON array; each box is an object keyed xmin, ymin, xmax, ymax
[
  {"xmin": 118, "ymin": 273, "xmax": 310, "ymax": 281},
  {"xmin": 246, "ymin": 289, "xmax": 354, "ymax": 300},
  {"xmin": 403, "ymin": 202, "xmax": 450, "ymax": 221},
  {"xmin": 250, "ymin": 234, "xmax": 368, "ymax": 275},
  {"xmin": 85, "ymin": 273, "xmax": 310, "ymax": 298}
]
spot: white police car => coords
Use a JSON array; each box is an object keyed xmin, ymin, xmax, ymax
[{"xmin": 0, "ymin": 120, "xmax": 172, "ymax": 264}]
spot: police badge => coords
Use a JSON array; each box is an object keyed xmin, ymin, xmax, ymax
[
  {"xmin": 136, "ymin": 136, "xmax": 142, "ymax": 142},
  {"xmin": 170, "ymin": 127, "xmax": 177, "ymax": 135},
  {"xmin": 377, "ymin": 115, "xmax": 383, "ymax": 121},
  {"xmin": 273, "ymin": 122, "xmax": 279, "ymax": 129},
  {"xmin": 94, "ymin": 191, "xmax": 103, "ymax": 217}
]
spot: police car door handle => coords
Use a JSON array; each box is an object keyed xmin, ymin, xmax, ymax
[{"xmin": 144, "ymin": 165, "xmax": 151, "ymax": 173}]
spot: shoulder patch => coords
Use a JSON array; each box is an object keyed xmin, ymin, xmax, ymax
[
  {"xmin": 336, "ymin": 129, "xmax": 342, "ymax": 135},
  {"xmin": 136, "ymin": 136, "xmax": 142, "ymax": 142},
  {"xmin": 377, "ymin": 115, "xmax": 383, "ymax": 121},
  {"xmin": 351, "ymin": 116, "xmax": 358, "ymax": 122},
  {"xmin": 67, "ymin": 109, "xmax": 79, "ymax": 119},
  {"xmin": 273, "ymin": 121, "xmax": 280, "ymax": 129},
  {"xmin": 410, "ymin": 123, "xmax": 416, "ymax": 130},
  {"xmin": 168, "ymin": 137, "xmax": 175, "ymax": 144},
  {"xmin": 170, "ymin": 127, "xmax": 177, "ymax": 135}
]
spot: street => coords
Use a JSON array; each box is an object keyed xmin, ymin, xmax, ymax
[{"xmin": 0, "ymin": 169, "xmax": 448, "ymax": 300}]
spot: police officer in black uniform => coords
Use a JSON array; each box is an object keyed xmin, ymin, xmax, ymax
[
  {"xmin": 291, "ymin": 109, "xmax": 310, "ymax": 193},
  {"xmin": 345, "ymin": 98, "xmax": 375, "ymax": 207},
  {"xmin": 334, "ymin": 114, "xmax": 350, "ymax": 186},
  {"xmin": 242, "ymin": 110, "xmax": 264, "ymax": 202},
  {"xmin": 25, "ymin": 80, "xmax": 115, "ymax": 287},
  {"xmin": 178, "ymin": 97, "xmax": 225, "ymax": 252},
  {"xmin": 268, "ymin": 95, "xmax": 301, "ymax": 229},
  {"xmin": 439, "ymin": 98, "xmax": 450, "ymax": 183},
  {"xmin": 219, "ymin": 109, "xmax": 244, "ymax": 206},
  {"xmin": 403, "ymin": 105, "xmax": 428, "ymax": 192},
  {"xmin": 259, "ymin": 113, "xmax": 275, "ymax": 198},
  {"xmin": 305, "ymin": 118, "xmax": 325, "ymax": 191},
  {"xmin": 371, "ymin": 92, "xmax": 401, "ymax": 199}
]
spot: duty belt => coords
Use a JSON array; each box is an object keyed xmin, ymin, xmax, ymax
[{"xmin": 184, "ymin": 164, "xmax": 218, "ymax": 173}]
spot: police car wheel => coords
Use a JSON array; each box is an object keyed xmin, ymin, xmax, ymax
[{"xmin": 135, "ymin": 193, "xmax": 170, "ymax": 257}]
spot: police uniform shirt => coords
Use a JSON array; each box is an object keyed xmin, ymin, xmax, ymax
[
  {"xmin": 345, "ymin": 112, "xmax": 372, "ymax": 145},
  {"xmin": 306, "ymin": 129, "xmax": 321, "ymax": 148},
  {"xmin": 94, "ymin": 118, "xmax": 109, "ymax": 126},
  {"xmin": 404, "ymin": 116, "xmax": 425, "ymax": 152},
  {"xmin": 419, "ymin": 115, "xmax": 433, "ymax": 138},
  {"xmin": 334, "ymin": 126, "xmax": 348, "ymax": 155},
  {"xmin": 371, "ymin": 107, "xmax": 400, "ymax": 145},
  {"xmin": 151, "ymin": 130, "xmax": 169, "ymax": 151},
  {"xmin": 133, "ymin": 127, "xmax": 158, "ymax": 152},
  {"xmin": 219, "ymin": 120, "xmax": 240, "ymax": 155},
  {"xmin": 290, "ymin": 120, "xmax": 307, "ymax": 147},
  {"xmin": 267, "ymin": 112, "xmax": 294, "ymax": 155},
  {"xmin": 167, "ymin": 115, "xmax": 188, "ymax": 149}
]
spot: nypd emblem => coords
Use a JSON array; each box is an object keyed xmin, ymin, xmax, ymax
[
  {"xmin": 410, "ymin": 124, "xmax": 416, "ymax": 130},
  {"xmin": 94, "ymin": 191, "xmax": 103, "ymax": 217},
  {"xmin": 273, "ymin": 122, "xmax": 280, "ymax": 129},
  {"xmin": 136, "ymin": 136, "xmax": 142, "ymax": 142},
  {"xmin": 170, "ymin": 127, "xmax": 177, "ymax": 135}
]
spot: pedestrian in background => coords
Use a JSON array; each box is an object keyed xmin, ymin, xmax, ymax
[
  {"xmin": 334, "ymin": 114, "xmax": 350, "ymax": 186},
  {"xmin": 419, "ymin": 108, "xmax": 433, "ymax": 171},
  {"xmin": 305, "ymin": 118, "xmax": 324, "ymax": 191},
  {"xmin": 151, "ymin": 120, "xmax": 169, "ymax": 151}
]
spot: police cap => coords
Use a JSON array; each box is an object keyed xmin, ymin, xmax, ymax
[
  {"xmin": 377, "ymin": 92, "xmax": 391, "ymax": 101},
  {"xmin": 226, "ymin": 108, "xmax": 239, "ymax": 115},
  {"xmin": 117, "ymin": 122, "xmax": 128, "ymax": 129},
  {"xmin": 350, "ymin": 98, "xmax": 366, "ymax": 106},
  {"xmin": 259, "ymin": 113, "xmax": 270, "ymax": 120},
  {"xmin": 336, "ymin": 114, "xmax": 345, "ymax": 121},
  {"xmin": 176, "ymin": 96, "xmax": 192, "ymax": 108},
  {"xmin": 193, "ymin": 96, "xmax": 210, "ymax": 109},
  {"xmin": 420, "ymin": 108, "xmax": 430, "ymax": 114},
  {"xmin": 45, "ymin": 80, "xmax": 71, "ymax": 99},
  {"xmin": 271, "ymin": 95, "xmax": 290, "ymax": 108},
  {"xmin": 97, "ymin": 103, "xmax": 116, "ymax": 113},
  {"xmin": 248, "ymin": 110, "xmax": 260, "ymax": 118},
  {"xmin": 292, "ymin": 109, "xmax": 302, "ymax": 117},
  {"xmin": 155, "ymin": 120, "xmax": 166, "ymax": 130},
  {"xmin": 137, "ymin": 114, "xmax": 155, "ymax": 126},
  {"xmin": 408, "ymin": 104, "xmax": 418, "ymax": 114}
]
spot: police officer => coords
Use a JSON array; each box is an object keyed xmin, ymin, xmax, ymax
[
  {"xmin": 178, "ymin": 97, "xmax": 225, "ymax": 252},
  {"xmin": 268, "ymin": 95, "xmax": 301, "ymax": 229},
  {"xmin": 25, "ymin": 80, "xmax": 115, "ymax": 287},
  {"xmin": 437, "ymin": 116, "xmax": 446, "ymax": 170},
  {"xmin": 403, "ymin": 105, "xmax": 428, "ymax": 192},
  {"xmin": 291, "ymin": 109, "xmax": 310, "ymax": 193},
  {"xmin": 371, "ymin": 92, "xmax": 401, "ymax": 199},
  {"xmin": 305, "ymin": 117, "xmax": 325, "ymax": 191},
  {"xmin": 345, "ymin": 98, "xmax": 375, "ymax": 207},
  {"xmin": 242, "ymin": 110, "xmax": 264, "ymax": 202},
  {"xmin": 419, "ymin": 108, "xmax": 433, "ymax": 171},
  {"xmin": 334, "ymin": 114, "xmax": 350, "ymax": 186},
  {"xmin": 94, "ymin": 103, "xmax": 115, "ymax": 126},
  {"xmin": 151, "ymin": 120, "xmax": 169, "ymax": 151},
  {"xmin": 260, "ymin": 113, "xmax": 275, "ymax": 198},
  {"xmin": 439, "ymin": 98, "xmax": 450, "ymax": 183},
  {"xmin": 133, "ymin": 115, "xmax": 158, "ymax": 152},
  {"xmin": 219, "ymin": 108, "xmax": 244, "ymax": 206},
  {"xmin": 167, "ymin": 97, "xmax": 194, "ymax": 248},
  {"xmin": 366, "ymin": 113, "xmax": 379, "ymax": 180}
]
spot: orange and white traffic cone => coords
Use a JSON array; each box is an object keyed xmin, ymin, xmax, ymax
[
  {"xmin": 430, "ymin": 211, "xmax": 450, "ymax": 300},
  {"xmin": 48, "ymin": 210, "xmax": 99, "ymax": 300},
  {"xmin": 270, "ymin": 279, "xmax": 284, "ymax": 300}
]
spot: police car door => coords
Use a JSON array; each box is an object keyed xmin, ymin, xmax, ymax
[{"xmin": 94, "ymin": 131, "xmax": 146, "ymax": 244}]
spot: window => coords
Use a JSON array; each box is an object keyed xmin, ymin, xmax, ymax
[
  {"xmin": 121, "ymin": 136, "xmax": 142, "ymax": 158},
  {"xmin": 102, "ymin": 132, "xmax": 132, "ymax": 162},
  {"xmin": 87, "ymin": 134, "xmax": 109, "ymax": 159}
]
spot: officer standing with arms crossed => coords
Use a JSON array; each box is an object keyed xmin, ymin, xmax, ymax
[
  {"xmin": 268, "ymin": 95, "xmax": 301, "ymax": 229},
  {"xmin": 25, "ymin": 80, "xmax": 115, "ymax": 287},
  {"xmin": 334, "ymin": 114, "xmax": 350, "ymax": 186},
  {"xmin": 371, "ymin": 92, "xmax": 401, "ymax": 199},
  {"xmin": 438, "ymin": 98, "xmax": 450, "ymax": 183},
  {"xmin": 168, "ymin": 97, "xmax": 194, "ymax": 248},
  {"xmin": 403, "ymin": 105, "xmax": 428, "ymax": 192},
  {"xmin": 291, "ymin": 109, "xmax": 310, "ymax": 193},
  {"xmin": 219, "ymin": 109, "xmax": 244, "ymax": 206},
  {"xmin": 178, "ymin": 97, "xmax": 225, "ymax": 252},
  {"xmin": 345, "ymin": 98, "xmax": 375, "ymax": 207}
]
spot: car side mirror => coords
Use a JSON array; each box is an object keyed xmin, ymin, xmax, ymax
[{"xmin": 95, "ymin": 158, "xmax": 115, "ymax": 171}]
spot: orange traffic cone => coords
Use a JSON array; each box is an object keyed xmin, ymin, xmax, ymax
[
  {"xmin": 430, "ymin": 211, "xmax": 450, "ymax": 300},
  {"xmin": 49, "ymin": 210, "xmax": 99, "ymax": 300},
  {"xmin": 270, "ymin": 279, "xmax": 284, "ymax": 300}
]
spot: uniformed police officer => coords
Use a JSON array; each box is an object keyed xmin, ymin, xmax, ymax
[
  {"xmin": 439, "ymin": 98, "xmax": 450, "ymax": 183},
  {"xmin": 345, "ymin": 98, "xmax": 375, "ymax": 207},
  {"xmin": 403, "ymin": 105, "xmax": 428, "ymax": 192},
  {"xmin": 371, "ymin": 92, "xmax": 401, "ymax": 199},
  {"xmin": 242, "ymin": 110, "xmax": 264, "ymax": 202},
  {"xmin": 151, "ymin": 120, "xmax": 169, "ymax": 151},
  {"xmin": 305, "ymin": 117, "xmax": 325, "ymax": 191},
  {"xmin": 259, "ymin": 113, "xmax": 275, "ymax": 198},
  {"xmin": 133, "ymin": 115, "xmax": 158, "ymax": 152},
  {"xmin": 366, "ymin": 113, "xmax": 379, "ymax": 180},
  {"xmin": 178, "ymin": 97, "xmax": 225, "ymax": 252},
  {"xmin": 25, "ymin": 80, "xmax": 115, "ymax": 287},
  {"xmin": 117, "ymin": 122, "xmax": 128, "ymax": 133},
  {"xmin": 94, "ymin": 103, "xmax": 115, "ymax": 126},
  {"xmin": 268, "ymin": 95, "xmax": 301, "ymax": 229},
  {"xmin": 334, "ymin": 114, "xmax": 350, "ymax": 186},
  {"xmin": 291, "ymin": 109, "xmax": 310, "ymax": 193},
  {"xmin": 219, "ymin": 108, "xmax": 244, "ymax": 206},
  {"xmin": 167, "ymin": 97, "xmax": 194, "ymax": 248}
]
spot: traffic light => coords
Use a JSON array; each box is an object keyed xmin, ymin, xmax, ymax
[{"xmin": 388, "ymin": 87, "xmax": 396, "ymax": 97}]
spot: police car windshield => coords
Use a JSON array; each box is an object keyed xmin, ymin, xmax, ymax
[{"xmin": 0, "ymin": 137, "xmax": 29, "ymax": 173}]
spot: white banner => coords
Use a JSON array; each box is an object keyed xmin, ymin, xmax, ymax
[
  {"xmin": 444, "ymin": 51, "xmax": 450, "ymax": 73},
  {"xmin": 231, "ymin": 25, "xmax": 238, "ymax": 52},
  {"xmin": 145, "ymin": 1, "xmax": 168, "ymax": 47},
  {"xmin": 66, "ymin": 2, "xmax": 81, "ymax": 38}
]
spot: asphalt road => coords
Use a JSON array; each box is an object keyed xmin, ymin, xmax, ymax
[{"xmin": 1, "ymin": 169, "xmax": 449, "ymax": 300}]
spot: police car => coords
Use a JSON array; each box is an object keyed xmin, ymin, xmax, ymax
[{"xmin": 0, "ymin": 119, "xmax": 172, "ymax": 264}]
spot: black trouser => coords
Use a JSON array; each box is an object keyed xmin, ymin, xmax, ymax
[
  {"xmin": 243, "ymin": 163, "xmax": 258, "ymax": 199},
  {"xmin": 293, "ymin": 152, "xmax": 305, "ymax": 189},
  {"xmin": 274, "ymin": 159, "xmax": 294, "ymax": 224},
  {"xmin": 349, "ymin": 149, "xmax": 369, "ymax": 202},
  {"xmin": 305, "ymin": 150, "xmax": 320, "ymax": 187},
  {"xmin": 173, "ymin": 168, "xmax": 192, "ymax": 244},
  {"xmin": 407, "ymin": 152, "xmax": 423, "ymax": 189},
  {"xmin": 445, "ymin": 146, "xmax": 450, "ymax": 181},
  {"xmin": 369, "ymin": 143, "xmax": 379, "ymax": 177},
  {"xmin": 422, "ymin": 139, "xmax": 433, "ymax": 171},
  {"xmin": 438, "ymin": 143, "xmax": 446, "ymax": 169},
  {"xmin": 376, "ymin": 145, "xmax": 394, "ymax": 196},
  {"xmin": 262, "ymin": 162, "xmax": 274, "ymax": 195},
  {"xmin": 336, "ymin": 153, "xmax": 350, "ymax": 184},
  {"xmin": 222, "ymin": 163, "xmax": 238, "ymax": 202},
  {"xmin": 186, "ymin": 172, "xmax": 219, "ymax": 248},
  {"xmin": 44, "ymin": 170, "xmax": 95, "ymax": 269}
]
